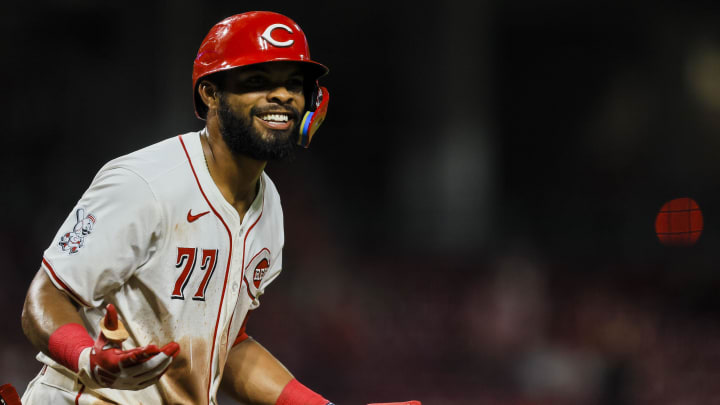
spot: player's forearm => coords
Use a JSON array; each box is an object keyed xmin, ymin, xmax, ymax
[
  {"xmin": 21, "ymin": 269, "xmax": 84, "ymax": 354},
  {"xmin": 221, "ymin": 337, "xmax": 294, "ymax": 404}
]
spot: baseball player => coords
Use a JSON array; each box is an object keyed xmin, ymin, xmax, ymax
[{"xmin": 20, "ymin": 11, "xmax": 334, "ymax": 405}]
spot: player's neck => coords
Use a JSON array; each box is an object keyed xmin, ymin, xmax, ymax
[{"xmin": 200, "ymin": 127, "xmax": 265, "ymax": 220}]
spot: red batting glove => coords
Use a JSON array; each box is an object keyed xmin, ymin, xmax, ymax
[
  {"xmin": 50, "ymin": 304, "xmax": 180, "ymax": 391},
  {"xmin": 80, "ymin": 304, "xmax": 180, "ymax": 390},
  {"xmin": 81, "ymin": 340, "xmax": 180, "ymax": 390}
]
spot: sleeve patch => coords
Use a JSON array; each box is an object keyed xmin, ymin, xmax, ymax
[{"xmin": 58, "ymin": 207, "xmax": 96, "ymax": 255}]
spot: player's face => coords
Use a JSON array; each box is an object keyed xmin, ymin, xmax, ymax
[{"xmin": 217, "ymin": 62, "xmax": 306, "ymax": 161}]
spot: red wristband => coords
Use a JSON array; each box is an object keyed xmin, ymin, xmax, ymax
[
  {"xmin": 47, "ymin": 323, "xmax": 94, "ymax": 372},
  {"xmin": 276, "ymin": 378, "xmax": 330, "ymax": 405}
]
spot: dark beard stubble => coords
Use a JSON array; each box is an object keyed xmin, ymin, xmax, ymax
[{"xmin": 217, "ymin": 94, "xmax": 300, "ymax": 161}]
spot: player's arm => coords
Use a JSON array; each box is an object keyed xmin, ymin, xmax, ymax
[
  {"xmin": 21, "ymin": 268, "xmax": 179, "ymax": 390},
  {"xmin": 22, "ymin": 268, "xmax": 85, "ymax": 355},
  {"xmin": 221, "ymin": 337, "xmax": 332, "ymax": 405}
]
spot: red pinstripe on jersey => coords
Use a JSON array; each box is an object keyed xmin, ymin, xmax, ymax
[
  {"xmin": 241, "ymin": 191, "xmax": 264, "ymax": 278},
  {"xmin": 179, "ymin": 135, "xmax": 235, "ymax": 404},
  {"xmin": 224, "ymin": 184, "xmax": 265, "ymax": 349},
  {"xmin": 42, "ymin": 257, "xmax": 91, "ymax": 307},
  {"xmin": 75, "ymin": 383, "xmax": 85, "ymax": 405}
]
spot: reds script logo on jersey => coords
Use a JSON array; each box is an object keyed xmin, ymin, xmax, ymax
[
  {"xmin": 253, "ymin": 259, "xmax": 269, "ymax": 289},
  {"xmin": 58, "ymin": 207, "xmax": 96, "ymax": 254},
  {"xmin": 244, "ymin": 248, "xmax": 271, "ymax": 299}
]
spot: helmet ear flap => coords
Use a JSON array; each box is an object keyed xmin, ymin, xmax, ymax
[{"xmin": 298, "ymin": 84, "xmax": 329, "ymax": 148}]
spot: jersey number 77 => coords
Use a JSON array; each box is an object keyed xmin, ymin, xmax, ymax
[{"xmin": 172, "ymin": 247, "xmax": 219, "ymax": 301}]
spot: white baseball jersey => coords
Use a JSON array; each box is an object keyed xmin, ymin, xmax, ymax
[{"xmin": 23, "ymin": 131, "xmax": 284, "ymax": 405}]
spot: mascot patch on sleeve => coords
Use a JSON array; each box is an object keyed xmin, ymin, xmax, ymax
[{"xmin": 58, "ymin": 207, "xmax": 96, "ymax": 254}]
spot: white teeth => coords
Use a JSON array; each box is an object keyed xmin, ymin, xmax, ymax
[{"xmin": 260, "ymin": 113, "xmax": 289, "ymax": 122}]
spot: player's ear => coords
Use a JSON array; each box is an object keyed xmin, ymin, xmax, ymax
[{"xmin": 197, "ymin": 80, "xmax": 221, "ymax": 112}]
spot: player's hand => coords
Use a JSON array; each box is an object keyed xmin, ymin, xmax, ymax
[{"xmin": 78, "ymin": 304, "xmax": 180, "ymax": 390}]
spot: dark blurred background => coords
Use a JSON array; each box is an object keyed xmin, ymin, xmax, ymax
[{"xmin": 3, "ymin": 0, "xmax": 720, "ymax": 404}]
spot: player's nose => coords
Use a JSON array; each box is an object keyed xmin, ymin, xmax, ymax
[{"xmin": 266, "ymin": 86, "xmax": 297, "ymax": 105}]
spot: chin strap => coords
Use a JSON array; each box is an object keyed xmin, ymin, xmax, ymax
[{"xmin": 298, "ymin": 86, "xmax": 329, "ymax": 148}]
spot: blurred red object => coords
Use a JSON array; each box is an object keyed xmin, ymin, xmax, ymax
[
  {"xmin": 655, "ymin": 197, "xmax": 703, "ymax": 246},
  {"xmin": 0, "ymin": 384, "xmax": 21, "ymax": 405}
]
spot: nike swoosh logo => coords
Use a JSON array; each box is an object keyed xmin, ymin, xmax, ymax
[{"xmin": 187, "ymin": 209, "xmax": 210, "ymax": 223}]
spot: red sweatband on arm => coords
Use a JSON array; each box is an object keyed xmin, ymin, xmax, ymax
[
  {"xmin": 276, "ymin": 379, "xmax": 331, "ymax": 405},
  {"xmin": 47, "ymin": 323, "xmax": 94, "ymax": 373}
]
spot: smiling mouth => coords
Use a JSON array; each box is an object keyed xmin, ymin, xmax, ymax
[{"xmin": 256, "ymin": 113, "xmax": 293, "ymax": 130}]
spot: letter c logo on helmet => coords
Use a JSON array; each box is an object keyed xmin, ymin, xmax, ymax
[{"xmin": 261, "ymin": 24, "xmax": 295, "ymax": 47}]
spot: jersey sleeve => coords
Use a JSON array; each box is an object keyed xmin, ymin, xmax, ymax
[
  {"xmin": 247, "ymin": 247, "xmax": 282, "ymax": 310},
  {"xmin": 42, "ymin": 166, "xmax": 164, "ymax": 308},
  {"xmin": 232, "ymin": 249, "xmax": 281, "ymax": 344}
]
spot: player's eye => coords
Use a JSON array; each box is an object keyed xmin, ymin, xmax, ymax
[
  {"xmin": 244, "ymin": 75, "xmax": 268, "ymax": 87},
  {"xmin": 286, "ymin": 77, "xmax": 304, "ymax": 93}
]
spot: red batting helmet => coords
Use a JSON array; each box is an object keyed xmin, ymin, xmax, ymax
[{"xmin": 192, "ymin": 11, "xmax": 329, "ymax": 120}]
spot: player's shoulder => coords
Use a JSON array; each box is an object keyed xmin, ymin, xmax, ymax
[
  {"xmin": 261, "ymin": 172, "xmax": 282, "ymax": 207},
  {"xmin": 98, "ymin": 132, "xmax": 200, "ymax": 183},
  {"xmin": 261, "ymin": 171, "xmax": 280, "ymax": 196},
  {"xmin": 259, "ymin": 172, "xmax": 284, "ymax": 226}
]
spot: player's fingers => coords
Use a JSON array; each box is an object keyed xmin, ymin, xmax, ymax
[
  {"xmin": 118, "ymin": 346, "xmax": 161, "ymax": 367},
  {"xmin": 94, "ymin": 367, "xmax": 117, "ymax": 386},
  {"xmin": 134, "ymin": 358, "xmax": 172, "ymax": 380},
  {"xmin": 99, "ymin": 375, "xmax": 115, "ymax": 386},
  {"xmin": 124, "ymin": 352, "xmax": 173, "ymax": 378},
  {"xmin": 95, "ymin": 330, "xmax": 121, "ymax": 351},
  {"xmin": 136, "ymin": 352, "xmax": 173, "ymax": 377},
  {"xmin": 135, "ymin": 366, "xmax": 171, "ymax": 390},
  {"xmin": 104, "ymin": 304, "xmax": 119, "ymax": 330},
  {"xmin": 133, "ymin": 356, "xmax": 173, "ymax": 386},
  {"xmin": 159, "ymin": 341, "xmax": 180, "ymax": 358},
  {"xmin": 141, "ymin": 344, "xmax": 161, "ymax": 356}
]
